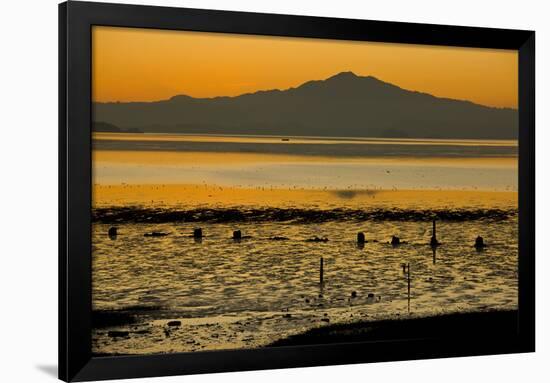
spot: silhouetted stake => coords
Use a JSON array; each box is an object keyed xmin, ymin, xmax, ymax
[
  {"xmin": 357, "ymin": 232, "xmax": 365, "ymax": 244},
  {"xmin": 320, "ymin": 257, "xmax": 324, "ymax": 287},
  {"xmin": 391, "ymin": 236, "xmax": 401, "ymax": 246},
  {"xmin": 407, "ymin": 263, "xmax": 411, "ymax": 314},
  {"xmin": 108, "ymin": 227, "xmax": 117, "ymax": 239},
  {"xmin": 193, "ymin": 228, "xmax": 203, "ymax": 239},
  {"xmin": 474, "ymin": 236, "xmax": 486, "ymax": 250},
  {"xmin": 233, "ymin": 230, "xmax": 242, "ymax": 240}
]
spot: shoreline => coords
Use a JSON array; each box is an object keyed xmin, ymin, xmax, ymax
[
  {"xmin": 268, "ymin": 309, "xmax": 517, "ymax": 347},
  {"xmin": 91, "ymin": 309, "xmax": 518, "ymax": 356}
]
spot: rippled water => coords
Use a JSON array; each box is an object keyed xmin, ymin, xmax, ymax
[
  {"xmin": 92, "ymin": 214, "xmax": 517, "ymax": 354},
  {"xmin": 91, "ymin": 133, "xmax": 518, "ymax": 355}
]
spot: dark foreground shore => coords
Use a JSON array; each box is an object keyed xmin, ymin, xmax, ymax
[
  {"xmin": 92, "ymin": 309, "xmax": 518, "ymax": 356},
  {"xmin": 268, "ymin": 310, "xmax": 517, "ymax": 347}
]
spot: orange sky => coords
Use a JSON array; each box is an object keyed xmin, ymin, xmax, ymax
[{"xmin": 92, "ymin": 26, "xmax": 518, "ymax": 108}]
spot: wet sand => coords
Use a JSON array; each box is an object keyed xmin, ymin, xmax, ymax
[{"xmin": 92, "ymin": 213, "xmax": 517, "ymax": 355}]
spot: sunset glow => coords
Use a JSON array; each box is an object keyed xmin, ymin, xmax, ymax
[{"xmin": 92, "ymin": 26, "xmax": 518, "ymax": 108}]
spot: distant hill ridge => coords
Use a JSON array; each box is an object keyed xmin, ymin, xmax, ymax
[{"xmin": 93, "ymin": 72, "xmax": 517, "ymax": 139}]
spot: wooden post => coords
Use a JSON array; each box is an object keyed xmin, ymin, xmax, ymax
[
  {"xmin": 320, "ymin": 257, "xmax": 324, "ymax": 287},
  {"xmin": 407, "ymin": 263, "xmax": 411, "ymax": 313}
]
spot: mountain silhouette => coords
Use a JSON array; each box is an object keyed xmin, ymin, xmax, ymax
[{"xmin": 93, "ymin": 72, "xmax": 517, "ymax": 139}]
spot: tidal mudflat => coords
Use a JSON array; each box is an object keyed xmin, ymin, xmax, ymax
[{"xmin": 91, "ymin": 134, "xmax": 517, "ymax": 355}]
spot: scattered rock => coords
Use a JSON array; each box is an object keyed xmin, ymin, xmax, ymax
[
  {"xmin": 269, "ymin": 236, "xmax": 289, "ymax": 241},
  {"xmin": 167, "ymin": 320, "xmax": 181, "ymax": 327},
  {"xmin": 108, "ymin": 330, "xmax": 129, "ymax": 338},
  {"xmin": 306, "ymin": 236, "xmax": 329, "ymax": 242},
  {"xmin": 144, "ymin": 232, "xmax": 169, "ymax": 237},
  {"xmin": 351, "ymin": 291, "xmax": 357, "ymax": 298}
]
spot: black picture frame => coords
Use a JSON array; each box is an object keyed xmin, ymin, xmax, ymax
[{"xmin": 59, "ymin": 1, "xmax": 535, "ymax": 381}]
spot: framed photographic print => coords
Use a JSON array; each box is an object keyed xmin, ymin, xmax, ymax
[{"xmin": 59, "ymin": 1, "xmax": 535, "ymax": 381}]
